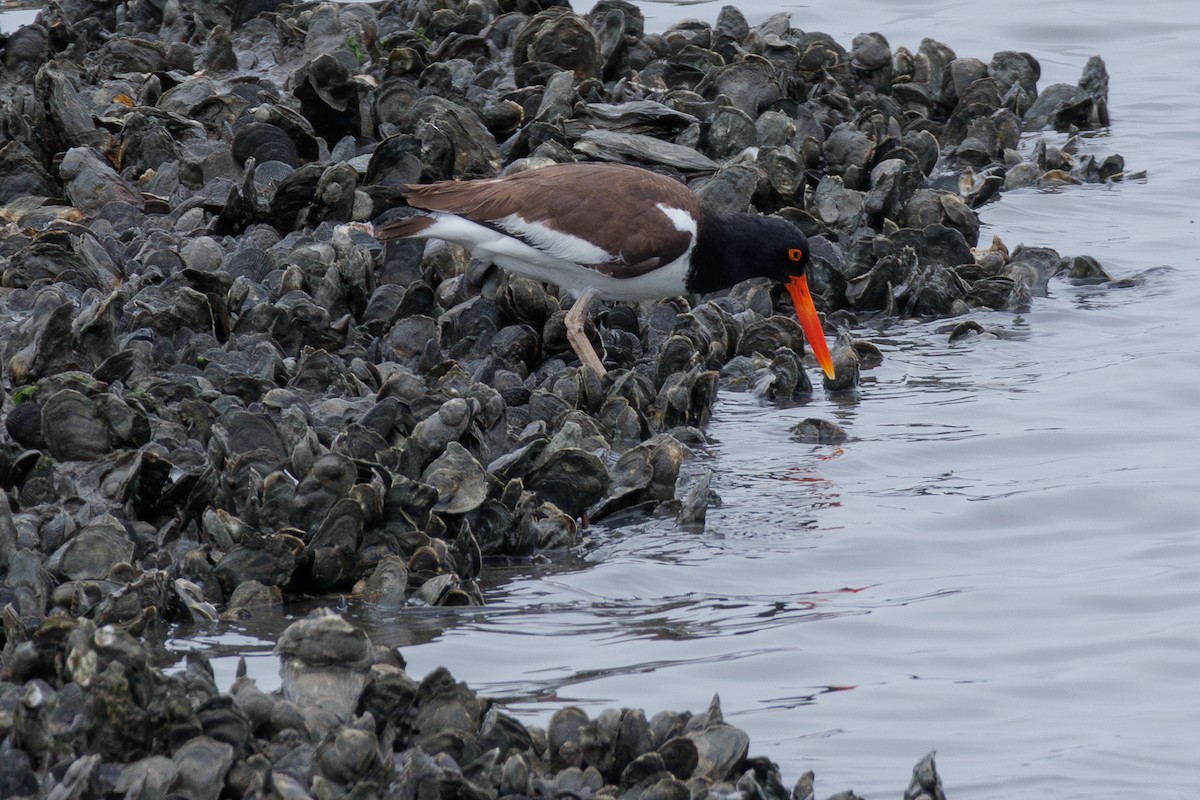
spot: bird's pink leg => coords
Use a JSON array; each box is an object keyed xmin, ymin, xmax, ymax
[{"xmin": 564, "ymin": 287, "xmax": 607, "ymax": 377}]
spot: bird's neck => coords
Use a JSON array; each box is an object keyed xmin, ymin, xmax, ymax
[{"xmin": 688, "ymin": 212, "xmax": 774, "ymax": 294}]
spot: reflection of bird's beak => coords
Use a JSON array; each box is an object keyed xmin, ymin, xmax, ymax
[{"xmin": 786, "ymin": 275, "xmax": 836, "ymax": 380}]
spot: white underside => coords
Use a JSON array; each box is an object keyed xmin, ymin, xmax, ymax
[{"xmin": 416, "ymin": 212, "xmax": 693, "ymax": 302}]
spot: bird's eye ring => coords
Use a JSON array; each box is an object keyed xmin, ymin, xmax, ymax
[{"xmin": 787, "ymin": 248, "xmax": 804, "ymax": 262}]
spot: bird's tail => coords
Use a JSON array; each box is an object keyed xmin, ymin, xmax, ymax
[{"xmin": 372, "ymin": 215, "xmax": 435, "ymax": 242}]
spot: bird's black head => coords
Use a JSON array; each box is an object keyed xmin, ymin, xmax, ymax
[
  {"xmin": 755, "ymin": 215, "xmax": 813, "ymax": 284},
  {"xmin": 691, "ymin": 212, "xmax": 835, "ymax": 379},
  {"xmin": 690, "ymin": 212, "xmax": 811, "ymax": 293}
]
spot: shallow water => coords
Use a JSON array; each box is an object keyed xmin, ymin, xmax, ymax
[
  {"xmin": 0, "ymin": 7, "xmax": 37, "ymax": 32},
  {"xmin": 7, "ymin": 0, "xmax": 1198, "ymax": 796}
]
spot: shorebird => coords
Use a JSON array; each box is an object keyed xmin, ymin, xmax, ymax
[{"xmin": 373, "ymin": 162, "xmax": 835, "ymax": 380}]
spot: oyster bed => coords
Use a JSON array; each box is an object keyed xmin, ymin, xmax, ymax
[{"xmin": 0, "ymin": 0, "xmax": 1127, "ymax": 796}]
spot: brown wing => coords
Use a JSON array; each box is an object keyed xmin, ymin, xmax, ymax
[{"xmin": 401, "ymin": 163, "xmax": 705, "ymax": 278}]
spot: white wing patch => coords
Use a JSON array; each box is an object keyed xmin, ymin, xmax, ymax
[
  {"xmin": 494, "ymin": 214, "xmax": 615, "ymax": 265},
  {"xmin": 656, "ymin": 204, "xmax": 698, "ymax": 235}
]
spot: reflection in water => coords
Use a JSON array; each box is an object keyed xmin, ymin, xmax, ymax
[{"xmin": 760, "ymin": 683, "xmax": 860, "ymax": 711}]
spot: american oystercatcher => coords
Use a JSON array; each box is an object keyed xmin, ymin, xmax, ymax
[{"xmin": 373, "ymin": 162, "xmax": 835, "ymax": 380}]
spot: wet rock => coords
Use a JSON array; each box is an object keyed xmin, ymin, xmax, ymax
[
  {"xmin": 813, "ymin": 174, "xmax": 866, "ymax": 235},
  {"xmin": 214, "ymin": 532, "xmax": 301, "ymax": 595},
  {"xmin": 675, "ymin": 467, "xmax": 713, "ymax": 529},
  {"xmin": 822, "ymin": 331, "xmax": 862, "ymax": 391},
  {"xmin": 755, "ymin": 346, "xmax": 810, "ymax": 400},
  {"xmin": 904, "ymin": 751, "xmax": 947, "ymax": 800},
  {"xmin": 5, "ymin": 401, "xmax": 46, "ymax": 450},
  {"xmin": 703, "ymin": 107, "xmax": 758, "ymax": 161},
  {"xmin": 685, "ymin": 718, "xmax": 747, "ymax": 779},
  {"xmin": 574, "ymin": 130, "xmax": 719, "ymax": 172},
  {"xmin": 224, "ymin": 580, "xmax": 283, "ymax": 619},
  {"xmin": 865, "ymin": 157, "xmax": 922, "ymax": 223},
  {"xmin": 402, "ymin": 96, "xmax": 502, "ymax": 180},
  {"xmin": 1064, "ymin": 254, "xmax": 1112, "ymax": 283},
  {"xmin": 519, "ymin": 10, "xmax": 603, "ymax": 80},
  {"xmin": 1004, "ymin": 244, "xmax": 1064, "ymax": 296},
  {"xmin": 695, "ymin": 161, "xmax": 759, "ymax": 214},
  {"xmin": 6, "ymin": 290, "xmax": 77, "ymax": 383},
  {"xmin": 40, "ymin": 389, "xmax": 112, "ymax": 461},
  {"xmin": 60, "ymin": 147, "xmax": 142, "ymax": 215},
  {"xmin": 232, "ymin": 120, "xmax": 301, "ymax": 168},
  {"xmin": 990, "ymin": 50, "xmax": 1040, "ymax": 112},
  {"xmin": 317, "ymin": 723, "xmax": 387, "ymax": 788},
  {"xmin": 293, "ymin": 453, "xmax": 357, "ymax": 533},
  {"xmin": 1024, "ymin": 56, "xmax": 1109, "ymax": 130},
  {"xmin": 276, "ymin": 610, "xmax": 372, "ymax": 732},
  {"xmin": 574, "ymin": 100, "xmax": 697, "ymax": 137},
  {"xmin": 45, "ymin": 518, "xmax": 134, "ymax": 581},
  {"xmin": 112, "ymin": 756, "xmax": 179, "ymax": 799},
  {"xmin": 822, "ymin": 126, "xmax": 874, "ymax": 190},
  {"xmin": 790, "ymin": 418, "xmax": 849, "ymax": 444},
  {"xmin": 173, "ymin": 736, "xmax": 234, "ymax": 800},
  {"xmin": 526, "ymin": 445, "xmax": 611, "ymax": 518},
  {"xmin": 359, "ymin": 554, "xmax": 409, "ymax": 609},
  {"xmin": 421, "ymin": 442, "xmax": 492, "ymax": 515},
  {"xmin": 0, "ymin": 141, "xmax": 59, "ymax": 203}
]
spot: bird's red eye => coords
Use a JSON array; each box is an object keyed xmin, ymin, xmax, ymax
[{"xmin": 787, "ymin": 248, "xmax": 804, "ymax": 262}]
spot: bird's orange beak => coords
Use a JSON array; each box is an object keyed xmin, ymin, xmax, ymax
[{"xmin": 786, "ymin": 275, "xmax": 836, "ymax": 380}]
